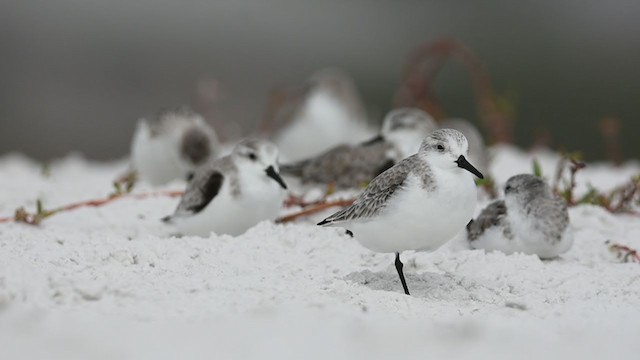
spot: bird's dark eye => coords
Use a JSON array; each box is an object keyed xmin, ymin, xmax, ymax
[
  {"xmin": 248, "ymin": 153, "xmax": 257, "ymax": 161},
  {"xmin": 437, "ymin": 144, "xmax": 445, "ymax": 152},
  {"xmin": 505, "ymin": 185, "xmax": 512, "ymax": 192}
]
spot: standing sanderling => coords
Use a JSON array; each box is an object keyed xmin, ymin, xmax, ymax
[
  {"xmin": 467, "ymin": 174, "xmax": 573, "ymax": 259},
  {"xmin": 318, "ymin": 129, "xmax": 483, "ymax": 295},
  {"xmin": 273, "ymin": 69, "xmax": 372, "ymax": 162},
  {"xmin": 163, "ymin": 139, "xmax": 287, "ymax": 237},
  {"xmin": 130, "ymin": 106, "xmax": 219, "ymax": 186},
  {"xmin": 280, "ymin": 108, "xmax": 437, "ymax": 188}
]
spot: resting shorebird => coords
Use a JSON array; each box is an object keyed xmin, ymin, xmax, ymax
[
  {"xmin": 130, "ymin": 106, "xmax": 219, "ymax": 185},
  {"xmin": 467, "ymin": 174, "xmax": 573, "ymax": 259},
  {"xmin": 163, "ymin": 139, "xmax": 287, "ymax": 237},
  {"xmin": 273, "ymin": 69, "xmax": 372, "ymax": 162}
]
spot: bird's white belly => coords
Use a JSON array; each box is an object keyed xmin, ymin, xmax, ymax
[
  {"xmin": 509, "ymin": 212, "xmax": 574, "ymax": 259},
  {"xmin": 349, "ymin": 172, "xmax": 477, "ymax": 253},
  {"xmin": 275, "ymin": 93, "xmax": 371, "ymax": 162},
  {"xmin": 131, "ymin": 124, "xmax": 187, "ymax": 185}
]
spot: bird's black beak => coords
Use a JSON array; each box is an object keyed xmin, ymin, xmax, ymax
[
  {"xmin": 265, "ymin": 166, "xmax": 288, "ymax": 189},
  {"xmin": 456, "ymin": 155, "xmax": 484, "ymax": 179}
]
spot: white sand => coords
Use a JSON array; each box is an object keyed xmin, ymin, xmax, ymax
[{"xmin": 1, "ymin": 147, "xmax": 639, "ymax": 360}]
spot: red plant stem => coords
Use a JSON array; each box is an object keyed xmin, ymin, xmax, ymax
[
  {"xmin": 276, "ymin": 199, "xmax": 354, "ymax": 224},
  {"xmin": 395, "ymin": 37, "xmax": 513, "ymax": 144},
  {"xmin": 609, "ymin": 243, "xmax": 640, "ymax": 263},
  {"xmin": 610, "ymin": 182, "xmax": 639, "ymax": 213},
  {"xmin": 0, "ymin": 190, "xmax": 184, "ymax": 224}
]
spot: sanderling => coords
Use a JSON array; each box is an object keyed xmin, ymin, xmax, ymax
[
  {"xmin": 467, "ymin": 174, "xmax": 573, "ymax": 259},
  {"xmin": 163, "ymin": 139, "xmax": 287, "ymax": 237},
  {"xmin": 280, "ymin": 108, "xmax": 436, "ymax": 189},
  {"xmin": 318, "ymin": 129, "xmax": 483, "ymax": 295},
  {"xmin": 130, "ymin": 106, "xmax": 219, "ymax": 186},
  {"xmin": 273, "ymin": 69, "xmax": 373, "ymax": 162},
  {"xmin": 440, "ymin": 118, "xmax": 489, "ymax": 175}
]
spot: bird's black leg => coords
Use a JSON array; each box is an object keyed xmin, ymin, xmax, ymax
[{"xmin": 395, "ymin": 252, "xmax": 410, "ymax": 295}]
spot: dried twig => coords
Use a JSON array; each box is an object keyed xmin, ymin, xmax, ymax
[
  {"xmin": 282, "ymin": 183, "xmax": 341, "ymax": 208},
  {"xmin": 599, "ymin": 117, "xmax": 623, "ymax": 166},
  {"xmin": 553, "ymin": 153, "xmax": 586, "ymax": 206},
  {"xmin": 579, "ymin": 175, "xmax": 640, "ymax": 214},
  {"xmin": 606, "ymin": 240, "xmax": 640, "ymax": 263},
  {"xmin": 551, "ymin": 153, "xmax": 640, "ymax": 214},
  {"xmin": 0, "ymin": 190, "xmax": 184, "ymax": 225},
  {"xmin": 395, "ymin": 37, "xmax": 514, "ymax": 144},
  {"xmin": 476, "ymin": 176, "xmax": 498, "ymax": 199},
  {"xmin": 113, "ymin": 171, "xmax": 138, "ymax": 196},
  {"xmin": 276, "ymin": 199, "xmax": 354, "ymax": 224}
]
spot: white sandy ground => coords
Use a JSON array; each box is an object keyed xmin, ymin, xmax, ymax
[{"xmin": 0, "ymin": 147, "xmax": 639, "ymax": 359}]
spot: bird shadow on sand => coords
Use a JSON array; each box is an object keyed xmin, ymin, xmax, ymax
[{"xmin": 345, "ymin": 270, "xmax": 499, "ymax": 301}]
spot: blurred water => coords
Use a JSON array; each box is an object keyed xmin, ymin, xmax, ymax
[{"xmin": 1, "ymin": 0, "xmax": 638, "ymax": 161}]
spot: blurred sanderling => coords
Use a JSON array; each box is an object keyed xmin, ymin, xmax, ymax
[
  {"xmin": 467, "ymin": 174, "xmax": 573, "ymax": 259},
  {"xmin": 273, "ymin": 69, "xmax": 372, "ymax": 162},
  {"xmin": 280, "ymin": 108, "xmax": 437, "ymax": 188},
  {"xmin": 130, "ymin": 106, "xmax": 219, "ymax": 186},
  {"xmin": 163, "ymin": 139, "xmax": 287, "ymax": 237},
  {"xmin": 318, "ymin": 129, "xmax": 483, "ymax": 295}
]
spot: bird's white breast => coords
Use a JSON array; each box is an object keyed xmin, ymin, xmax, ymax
[
  {"xmin": 349, "ymin": 168, "xmax": 477, "ymax": 253},
  {"xmin": 275, "ymin": 91, "xmax": 371, "ymax": 162},
  {"xmin": 504, "ymin": 208, "xmax": 573, "ymax": 258},
  {"xmin": 131, "ymin": 121, "xmax": 187, "ymax": 185}
]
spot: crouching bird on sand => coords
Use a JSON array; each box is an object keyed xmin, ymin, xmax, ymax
[{"xmin": 163, "ymin": 139, "xmax": 288, "ymax": 237}]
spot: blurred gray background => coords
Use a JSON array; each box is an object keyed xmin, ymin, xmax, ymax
[{"xmin": 1, "ymin": 0, "xmax": 638, "ymax": 161}]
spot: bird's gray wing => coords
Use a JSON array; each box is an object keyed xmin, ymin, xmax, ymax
[
  {"xmin": 280, "ymin": 145, "xmax": 353, "ymax": 179},
  {"xmin": 169, "ymin": 169, "xmax": 224, "ymax": 219},
  {"xmin": 318, "ymin": 156, "xmax": 414, "ymax": 225},
  {"xmin": 283, "ymin": 141, "xmax": 394, "ymax": 188},
  {"xmin": 466, "ymin": 200, "xmax": 507, "ymax": 241}
]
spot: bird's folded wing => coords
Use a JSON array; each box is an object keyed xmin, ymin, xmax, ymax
[
  {"xmin": 318, "ymin": 158, "xmax": 412, "ymax": 225},
  {"xmin": 173, "ymin": 170, "xmax": 225, "ymax": 217},
  {"xmin": 466, "ymin": 200, "xmax": 507, "ymax": 241}
]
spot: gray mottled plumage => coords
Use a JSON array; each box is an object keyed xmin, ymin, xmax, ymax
[
  {"xmin": 440, "ymin": 118, "xmax": 489, "ymax": 173},
  {"xmin": 467, "ymin": 200, "xmax": 509, "ymax": 240},
  {"xmin": 319, "ymin": 129, "xmax": 468, "ymax": 225},
  {"xmin": 516, "ymin": 186, "xmax": 569, "ymax": 246},
  {"xmin": 318, "ymin": 153, "xmax": 434, "ymax": 224},
  {"xmin": 281, "ymin": 137, "xmax": 394, "ymax": 188},
  {"xmin": 423, "ymin": 128, "xmax": 467, "ymax": 152}
]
